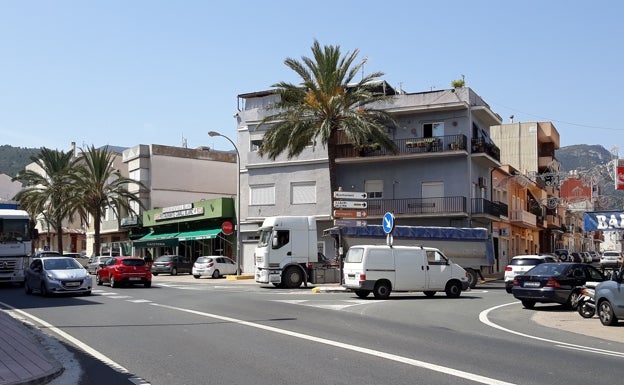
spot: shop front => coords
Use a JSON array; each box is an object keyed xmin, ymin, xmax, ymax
[{"xmin": 133, "ymin": 198, "xmax": 236, "ymax": 265}]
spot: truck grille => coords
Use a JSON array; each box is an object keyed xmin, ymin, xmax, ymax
[{"xmin": 0, "ymin": 260, "xmax": 17, "ymax": 273}]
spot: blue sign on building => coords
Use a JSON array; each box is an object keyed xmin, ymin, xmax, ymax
[{"xmin": 382, "ymin": 212, "xmax": 395, "ymax": 234}]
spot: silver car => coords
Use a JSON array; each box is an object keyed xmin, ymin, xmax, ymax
[
  {"xmin": 192, "ymin": 256, "xmax": 238, "ymax": 279},
  {"xmin": 24, "ymin": 256, "xmax": 92, "ymax": 296},
  {"xmin": 596, "ymin": 269, "xmax": 624, "ymax": 326},
  {"xmin": 87, "ymin": 256, "xmax": 112, "ymax": 275}
]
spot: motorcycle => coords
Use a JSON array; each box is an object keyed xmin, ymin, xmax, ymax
[{"xmin": 577, "ymin": 285, "xmax": 596, "ymax": 318}]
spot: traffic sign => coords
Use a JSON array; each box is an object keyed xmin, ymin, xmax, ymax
[
  {"xmin": 333, "ymin": 191, "xmax": 367, "ymax": 200},
  {"xmin": 333, "ymin": 200, "xmax": 368, "ymax": 209},
  {"xmin": 382, "ymin": 212, "xmax": 395, "ymax": 234},
  {"xmin": 333, "ymin": 209, "xmax": 368, "ymax": 218},
  {"xmin": 334, "ymin": 219, "xmax": 368, "ymax": 227},
  {"xmin": 221, "ymin": 221, "xmax": 234, "ymax": 235}
]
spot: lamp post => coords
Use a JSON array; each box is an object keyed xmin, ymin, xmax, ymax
[{"xmin": 208, "ymin": 131, "xmax": 241, "ymax": 276}]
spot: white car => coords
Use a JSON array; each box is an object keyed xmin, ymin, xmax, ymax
[
  {"xmin": 600, "ymin": 251, "xmax": 622, "ymax": 269},
  {"xmin": 504, "ymin": 254, "xmax": 558, "ymax": 293},
  {"xmin": 192, "ymin": 256, "xmax": 238, "ymax": 279}
]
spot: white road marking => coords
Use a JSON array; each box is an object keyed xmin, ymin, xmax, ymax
[
  {"xmin": 151, "ymin": 302, "xmax": 515, "ymax": 385},
  {"xmin": 128, "ymin": 299, "xmax": 152, "ymax": 303},
  {"xmin": 479, "ymin": 302, "xmax": 624, "ymax": 358},
  {"xmin": 274, "ymin": 299, "xmax": 376, "ymax": 310}
]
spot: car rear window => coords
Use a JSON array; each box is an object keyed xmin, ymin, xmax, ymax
[
  {"xmin": 122, "ymin": 259, "xmax": 146, "ymax": 267},
  {"xmin": 196, "ymin": 257, "xmax": 213, "ymax": 263},
  {"xmin": 510, "ymin": 258, "xmax": 544, "ymax": 266},
  {"xmin": 155, "ymin": 256, "xmax": 173, "ymax": 262}
]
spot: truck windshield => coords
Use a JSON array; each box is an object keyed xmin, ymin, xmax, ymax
[
  {"xmin": 257, "ymin": 229, "xmax": 272, "ymax": 247},
  {"xmin": 0, "ymin": 218, "xmax": 31, "ymax": 242}
]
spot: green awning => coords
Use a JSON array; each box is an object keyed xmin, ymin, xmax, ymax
[
  {"xmin": 177, "ymin": 228, "xmax": 222, "ymax": 241},
  {"xmin": 133, "ymin": 232, "xmax": 180, "ymax": 248}
]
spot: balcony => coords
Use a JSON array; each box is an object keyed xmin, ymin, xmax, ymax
[
  {"xmin": 510, "ymin": 210, "xmax": 537, "ymax": 228},
  {"xmin": 472, "ymin": 198, "xmax": 508, "ymax": 219},
  {"xmin": 364, "ymin": 196, "xmax": 467, "ymax": 217},
  {"xmin": 470, "ymin": 138, "xmax": 501, "ymax": 162},
  {"xmin": 335, "ymin": 134, "xmax": 468, "ymax": 160}
]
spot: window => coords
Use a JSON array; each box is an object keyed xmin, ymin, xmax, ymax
[
  {"xmin": 423, "ymin": 122, "xmax": 444, "ymax": 137},
  {"xmin": 365, "ymin": 180, "xmax": 383, "ymax": 199},
  {"xmin": 291, "ymin": 182, "xmax": 316, "ymax": 204},
  {"xmin": 250, "ymin": 184, "xmax": 275, "ymax": 205},
  {"xmin": 250, "ymin": 139, "xmax": 263, "ymax": 152}
]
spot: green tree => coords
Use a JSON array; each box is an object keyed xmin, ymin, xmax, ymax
[
  {"xmin": 258, "ymin": 40, "xmax": 398, "ymax": 194},
  {"xmin": 12, "ymin": 148, "xmax": 77, "ymax": 252},
  {"xmin": 70, "ymin": 145, "xmax": 145, "ymax": 257}
]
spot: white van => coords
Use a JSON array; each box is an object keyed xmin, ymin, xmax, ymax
[{"xmin": 342, "ymin": 245, "xmax": 469, "ymax": 299}]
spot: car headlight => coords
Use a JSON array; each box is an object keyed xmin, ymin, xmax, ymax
[{"xmin": 46, "ymin": 273, "xmax": 60, "ymax": 282}]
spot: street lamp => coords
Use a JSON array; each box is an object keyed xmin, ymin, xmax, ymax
[{"xmin": 208, "ymin": 131, "xmax": 241, "ymax": 276}]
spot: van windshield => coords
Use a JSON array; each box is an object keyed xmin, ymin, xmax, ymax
[{"xmin": 345, "ymin": 248, "xmax": 364, "ymax": 263}]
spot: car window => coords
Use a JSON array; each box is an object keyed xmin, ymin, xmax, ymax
[
  {"xmin": 44, "ymin": 258, "xmax": 80, "ymax": 270},
  {"xmin": 156, "ymin": 256, "xmax": 173, "ymax": 262},
  {"xmin": 510, "ymin": 258, "xmax": 543, "ymax": 266},
  {"xmin": 30, "ymin": 259, "xmax": 42, "ymax": 269},
  {"xmin": 526, "ymin": 263, "xmax": 563, "ymax": 276},
  {"xmin": 586, "ymin": 266, "xmax": 606, "ymax": 281},
  {"xmin": 106, "ymin": 258, "xmax": 117, "ymax": 266},
  {"xmin": 226, "ymin": 259, "xmax": 235, "ymax": 265},
  {"xmin": 122, "ymin": 259, "xmax": 145, "ymax": 267}
]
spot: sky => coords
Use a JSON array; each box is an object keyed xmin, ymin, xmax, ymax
[{"xmin": 1, "ymin": 1, "xmax": 623, "ymax": 156}]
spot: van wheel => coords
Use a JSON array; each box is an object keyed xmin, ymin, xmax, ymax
[
  {"xmin": 423, "ymin": 291, "xmax": 436, "ymax": 297},
  {"xmin": 373, "ymin": 281, "xmax": 391, "ymax": 299},
  {"xmin": 354, "ymin": 290, "xmax": 370, "ymax": 298},
  {"xmin": 283, "ymin": 266, "xmax": 303, "ymax": 288},
  {"xmin": 445, "ymin": 282, "xmax": 462, "ymax": 298}
]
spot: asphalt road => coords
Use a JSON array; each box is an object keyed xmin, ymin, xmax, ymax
[{"xmin": 1, "ymin": 276, "xmax": 623, "ymax": 385}]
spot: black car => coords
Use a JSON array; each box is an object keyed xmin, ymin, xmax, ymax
[{"xmin": 511, "ymin": 263, "xmax": 607, "ymax": 309}]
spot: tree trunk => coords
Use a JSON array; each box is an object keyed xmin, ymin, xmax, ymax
[{"xmin": 55, "ymin": 222, "xmax": 63, "ymax": 253}]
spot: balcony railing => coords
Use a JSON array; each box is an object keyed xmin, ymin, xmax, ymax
[
  {"xmin": 335, "ymin": 134, "xmax": 468, "ymax": 159},
  {"xmin": 510, "ymin": 210, "xmax": 537, "ymax": 227},
  {"xmin": 470, "ymin": 138, "xmax": 501, "ymax": 162},
  {"xmin": 472, "ymin": 198, "xmax": 508, "ymax": 217},
  {"xmin": 365, "ymin": 196, "xmax": 467, "ymax": 216}
]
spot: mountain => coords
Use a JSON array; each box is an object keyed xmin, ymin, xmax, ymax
[
  {"xmin": 0, "ymin": 145, "xmax": 41, "ymax": 178},
  {"xmin": 555, "ymin": 144, "xmax": 615, "ymax": 172}
]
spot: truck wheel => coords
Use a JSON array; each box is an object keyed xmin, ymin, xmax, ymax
[
  {"xmin": 445, "ymin": 282, "xmax": 461, "ymax": 298},
  {"xmin": 423, "ymin": 291, "xmax": 436, "ymax": 297},
  {"xmin": 466, "ymin": 269, "xmax": 479, "ymax": 289},
  {"xmin": 283, "ymin": 267, "xmax": 303, "ymax": 288},
  {"xmin": 354, "ymin": 290, "xmax": 370, "ymax": 298},
  {"xmin": 373, "ymin": 281, "xmax": 391, "ymax": 299}
]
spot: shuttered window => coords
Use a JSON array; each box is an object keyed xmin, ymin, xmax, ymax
[
  {"xmin": 250, "ymin": 184, "xmax": 275, "ymax": 205},
  {"xmin": 291, "ymin": 182, "xmax": 316, "ymax": 204}
]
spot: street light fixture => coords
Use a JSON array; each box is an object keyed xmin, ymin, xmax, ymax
[{"xmin": 208, "ymin": 131, "xmax": 241, "ymax": 276}]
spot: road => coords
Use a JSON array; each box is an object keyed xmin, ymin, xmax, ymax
[{"xmin": 1, "ymin": 277, "xmax": 623, "ymax": 385}]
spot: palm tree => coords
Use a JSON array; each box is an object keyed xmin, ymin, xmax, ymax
[
  {"xmin": 70, "ymin": 145, "xmax": 145, "ymax": 257},
  {"xmin": 258, "ymin": 40, "xmax": 398, "ymax": 195},
  {"xmin": 12, "ymin": 148, "xmax": 76, "ymax": 252}
]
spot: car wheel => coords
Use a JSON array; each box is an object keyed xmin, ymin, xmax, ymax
[
  {"xmin": 423, "ymin": 291, "xmax": 437, "ymax": 297},
  {"xmin": 445, "ymin": 282, "xmax": 462, "ymax": 298},
  {"xmin": 212, "ymin": 270, "xmax": 220, "ymax": 279},
  {"xmin": 373, "ymin": 281, "xmax": 391, "ymax": 299},
  {"xmin": 110, "ymin": 275, "xmax": 117, "ymax": 288},
  {"xmin": 354, "ymin": 290, "xmax": 370, "ymax": 298},
  {"xmin": 521, "ymin": 300, "xmax": 536, "ymax": 309},
  {"xmin": 40, "ymin": 283, "xmax": 49, "ymax": 297},
  {"xmin": 598, "ymin": 300, "xmax": 618, "ymax": 326},
  {"xmin": 84, "ymin": 290, "xmax": 91, "ymax": 296},
  {"xmin": 25, "ymin": 281, "xmax": 32, "ymax": 295},
  {"xmin": 171, "ymin": 268, "xmax": 178, "ymax": 276},
  {"xmin": 153, "ymin": 273, "xmax": 159, "ymax": 276},
  {"xmin": 193, "ymin": 275, "xmax": 200, "ymax": 279},
  {"xmin": 144, "ymin": 281, "xmax": 151, "ymax": 288}
]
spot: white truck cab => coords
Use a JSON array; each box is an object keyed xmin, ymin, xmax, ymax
[{"xmin": 342, "ymin": 244, "xmax": 469, "ymax": 299}]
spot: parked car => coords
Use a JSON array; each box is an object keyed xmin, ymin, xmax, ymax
[
  {"xmin": 192, "ymin": 256, "xmax": 238, "ymax": 279},
  {"xmin": 569, "ymin": 252, "xmax": 584, "ymax": 263},
  {"xmin": 96, "ymin": 257, "xmax": 151, "ymax": 288},
  {"xmin": 588, "ymin": 250, "xmax": 600, "ymax": 263},
  {"xmin": 64, "ymin": 252, "xmax": 88, "ymax": 267},
  {"xmin": 600, "ymin": 250, "xmax": 622, "ymax": 269},
  {"xmin": 151, "ymin": 255, "xmax": 192, "ymax": 276},
  {"xmin": 24, "ymin": 256, "xmax": 92, "ymax": 296},
  {"xmin": 511, "ymin": 262, "xmax": 607, "ymax": 309},
  {"xmin": 504, "ymin": 255, "xmax": 558, "ymax": 293},
  {"xmin": 595, "ymin": 268, "xmax": 624, "ymax": 326},
  {"xmin": 87, "ymin": 256, "xmax": 112, "ymax": 275},
  {"xmin": 554, "ymin": 249, "xmax": 570, "ymax": 262},
  {"xmin": 582, "ymin": 252, "xmax": 593, "ymax": 264}
]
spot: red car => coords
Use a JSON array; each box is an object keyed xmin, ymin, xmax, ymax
[{"xmin": 96, "ymin": 257, "xmax": 152, "ymax": 288}]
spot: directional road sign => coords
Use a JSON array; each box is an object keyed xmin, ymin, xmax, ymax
[
  {"xmin": 334, "ymin": 219, "xmax": 367, "ymax": 227},
  {"xmin": 333, "ymin": 209, "xmax": 368, "ymax": 218},
  {"xmin": 333, "ymin": 200, "xmax": 368, "ymax": 209},
  {"xmin": 382, "ymin": 212, "xmax": 395, "ymax": 234},
  {"xmin": 333, "ymin": 191, "xmax": 368, "ymax": 200}
]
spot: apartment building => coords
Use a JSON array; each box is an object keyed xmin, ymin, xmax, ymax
[{"xmin": 236, "ymin": 85, "xmax": 506, "ymax": 273}]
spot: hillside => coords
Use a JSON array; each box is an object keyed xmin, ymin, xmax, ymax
[{"xmin": 0, "ymin": 145, "xmax": 41, "ymax": 178}]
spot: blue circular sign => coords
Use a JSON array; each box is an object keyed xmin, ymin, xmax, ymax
[{"xmin": 382, "ymin": 212, "xmax": 395, "ymax": 234}]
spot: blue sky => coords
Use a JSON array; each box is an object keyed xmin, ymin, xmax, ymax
[{"xmin": 1, "ymin": 1, "xmax": 623, "ymax": 156}]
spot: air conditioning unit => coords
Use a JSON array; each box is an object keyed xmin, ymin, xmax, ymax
[{"xmin": 478, "ymin": 177, "xmax": 488, "ymax": 188}]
